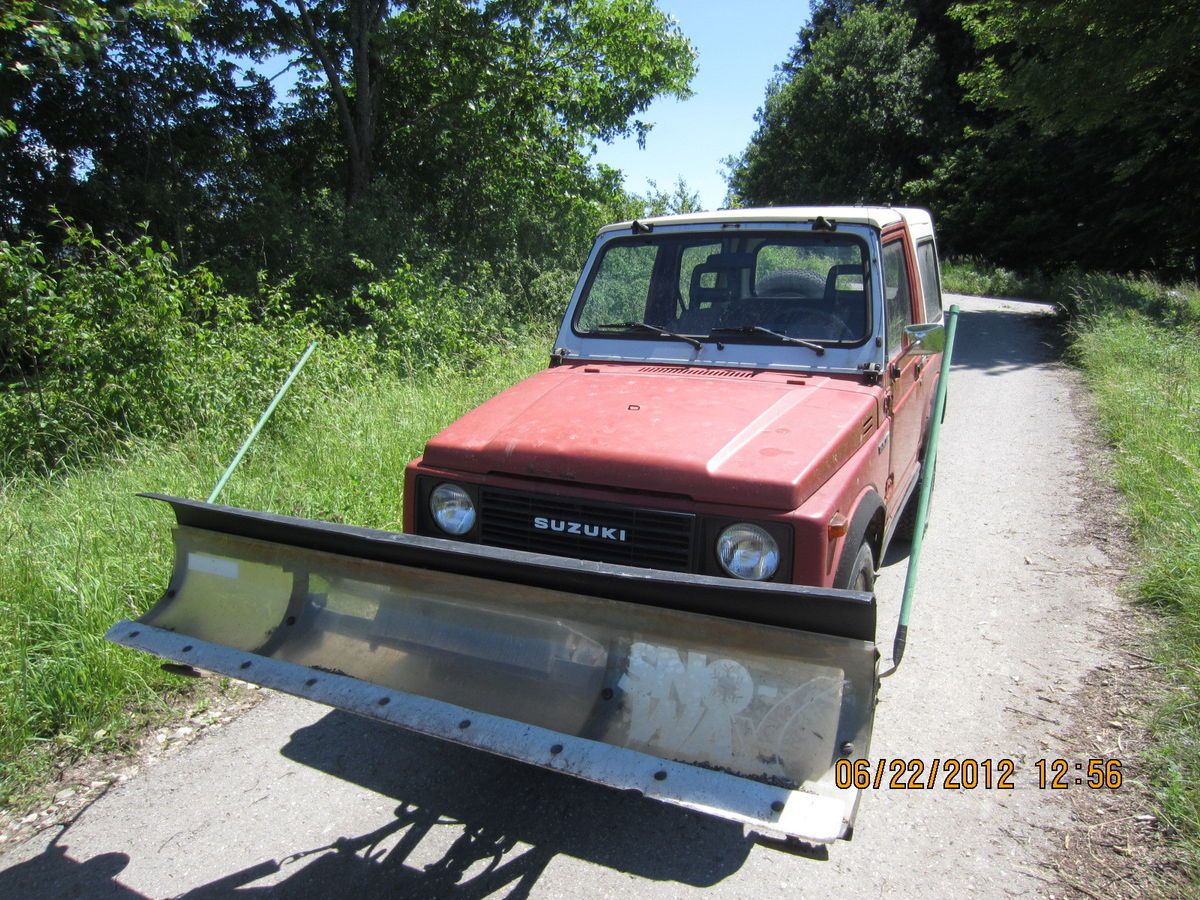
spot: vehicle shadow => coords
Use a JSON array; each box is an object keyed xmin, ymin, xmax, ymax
[
  {"xmin": 179, "ymin": 710, "xmax": 759, "ymax": 898},
  {"xmin": 948, "ymin": 302, "xmax": 1065, "ymax": 377}
]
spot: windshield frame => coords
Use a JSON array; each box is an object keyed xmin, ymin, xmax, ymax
[
  {"xmin": 553, "ymin": 221, "xmax": 888, "ymax": 375},
  {"xmin": 569, "ymin": 227, "xmax": 874, "ymax": 350}
]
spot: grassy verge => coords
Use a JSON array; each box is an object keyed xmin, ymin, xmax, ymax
[
  {"xmin": 942, "ymin": 257, "xmax": 1056, "ymax": 300},
  {"xmin": 953, "ymin": 265, "xmax": 1200, "ymax": 875},
  {"xmin": 1070, "ymin": 290, "xmax": 1200, "ymax": 873},
  {"xmin": 0, "ymin": 331, "xmax": 550, "ymax": 805}
]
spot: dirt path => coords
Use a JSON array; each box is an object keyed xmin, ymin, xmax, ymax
[{"xmin": 0, "ymin": 295, "xmax": 1135, "ymax": 898}]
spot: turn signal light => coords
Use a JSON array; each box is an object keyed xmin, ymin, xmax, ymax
[{"xmin": 828, "ymin": 513, "xmax": 849, "ymax": 539}]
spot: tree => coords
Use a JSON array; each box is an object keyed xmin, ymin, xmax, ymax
[
  {"xmin": 0, "ymin": 0, "xmax": 203, "ymax": 142},
  {"xmin": 0, "ymin": 0, "xmax": 696, "ymax": 300},
  {"xmin": 258, "ymin": 0, "xmax": 696, "ymax": 205},
  {"xmin": 729, "ymin": 4, "xmax": 938, "ymax": 206},
  {"xmin": 1, "ymin": 0, "xmax": 200, "ymax": 74},
  {"xmin": 638, "ymin": 177, "xmax": 702, "ymax": 216},
  {"xmin": 954, "ymin": 0, "xmax": 1200, "ymax": 273},
  {"xmin": 728, "ymin": 0, "xmax": 1199, "ymax": 274},
  {"xmin": 1, "ymin": 5, "xmax": 281, "ymax": 268},
  {"xmin": 784, "ymin": 0, "xmax": 868, "ymax": 69}
]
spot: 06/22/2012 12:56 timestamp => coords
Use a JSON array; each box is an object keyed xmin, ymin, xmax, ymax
[{"xmin": 834, "ymin": 758, "xmax": 1124, "ymax": 790}]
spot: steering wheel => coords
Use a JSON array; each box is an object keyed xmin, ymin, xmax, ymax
[{"xmin": 776, "ymin": 309, "xmax": 855, "ymax": 342}]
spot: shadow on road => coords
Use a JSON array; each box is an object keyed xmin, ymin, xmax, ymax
[
  {"xmin": 178, "ymin": 710, "xmax": 759, "ymax": 897},
  {"xmin": 949, "ymin": 302, "xmax": 1064, "ymax": 378},
  {"xmin": 879, "ymin": 299, "xmax": 1065, "ymax": 566},
  {"xmin": 0, "ymin": 829, "xmax": 146, "ymax": 899}
]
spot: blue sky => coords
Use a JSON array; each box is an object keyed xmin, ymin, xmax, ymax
[{"xmin": 592, "ymin": 2, "xmax": 809, "ymax": 210}]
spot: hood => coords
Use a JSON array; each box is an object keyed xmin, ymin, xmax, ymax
[{"xmin": 422, "ymin": 363, "xmax": 881, "ymax": 510}]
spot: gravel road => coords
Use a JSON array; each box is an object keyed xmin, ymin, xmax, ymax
[{"xmin": 0, "ymin": 294, "xmax": 1126, "ymax": 898}]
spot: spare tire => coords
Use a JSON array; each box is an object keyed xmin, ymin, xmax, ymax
[{"xmin": 756, "ymin": 268, "xmax": 826, "ymax": 298}]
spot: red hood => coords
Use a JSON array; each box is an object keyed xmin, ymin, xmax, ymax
[{"xmin": 422, "ymin": 363, "xmax": 881, "ymax": 510}]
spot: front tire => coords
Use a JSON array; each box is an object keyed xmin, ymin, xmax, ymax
[{"xmin": 838, "ymin": 541, "xmax": 876, "ymax": 593}]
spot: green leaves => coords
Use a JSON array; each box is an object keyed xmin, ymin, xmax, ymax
[
  {"xmin": 953, "ymin": 1, "xmax": 1200, "ymax": 135},
  {"xmin": 730, "ymin": 4, "xmax": 939, "ymax": 206},
  {"xmin": 636, "ymin": 177, "xmax": 701, "ymax": 217},
  {"xmin": 0, "ymin": 217, "xmax": 577, "ymax": 478},
  {"xmin": 731, "ymin": 0, "xmax": 1200, "ymax": 276},
  {"xmin": 1, "ymin": 0, "xmax": 201, "ymax": 74},
  {"xmin": 951, "ymin": 0, "xmax": 1200, "ymax": 272},
  {"xmin": 0, "ymin": 222, "xmax": 330, "ymax": 477},
  {"xmin": 2, "ymin": 0, "xmax": 695, "ymax": 308}
]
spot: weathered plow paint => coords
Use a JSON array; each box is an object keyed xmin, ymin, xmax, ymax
[{"xmin": 107, "ymin": 496, "xmax": 879, "ymax": 843}]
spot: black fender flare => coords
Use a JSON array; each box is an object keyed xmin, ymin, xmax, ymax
[{"xmin": 833, "ymin": 489, "xmax": 886, "ymax": 589}]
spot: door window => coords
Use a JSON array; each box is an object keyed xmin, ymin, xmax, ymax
[
  {"xmin": 917, "ymin": 240, "xmax": 943, "ymax": 323},
  {"xmin": 883, "ymin": 241, "xmax": 913, "ymax": 354}
]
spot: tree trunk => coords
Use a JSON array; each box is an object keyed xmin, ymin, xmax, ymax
[{"xmin": 282, "ymin": 0, "xmax": 389, "ymax": 204}]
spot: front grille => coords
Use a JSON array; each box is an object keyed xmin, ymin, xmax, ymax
[{"xmin": 479, "ymin": 487, "xmax": 695, "ymax": 571}]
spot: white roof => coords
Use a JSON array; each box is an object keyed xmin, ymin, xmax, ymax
[{"xmin": 598, "ymin": 205, "xmax": 933, "ymax": 235}]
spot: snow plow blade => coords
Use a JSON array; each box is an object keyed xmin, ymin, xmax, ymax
[{"xmin": 107, "ymin": 495, "xmax": 878, "ymax": 843}]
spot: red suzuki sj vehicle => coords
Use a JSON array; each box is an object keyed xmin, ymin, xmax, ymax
[{"xmin": 404, "ymin": 206, "xmax": 946, "ymax": 593}]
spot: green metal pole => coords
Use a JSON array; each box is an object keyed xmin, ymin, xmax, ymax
[
  {"xmin": 207, "ymin": 341, "xmax": 317, "ymax": 505},
  {"xmin": 891, "ymin": 305, "xmax": 960, "ymax": 669}
]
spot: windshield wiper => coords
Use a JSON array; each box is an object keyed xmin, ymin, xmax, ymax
[
  {"xmin": 593, "ymin": 321, "xmax": 704, "ymax": 350},
  {"xmin": 708, "ymin": 325, "xmax": 825, "ymax": 356}
]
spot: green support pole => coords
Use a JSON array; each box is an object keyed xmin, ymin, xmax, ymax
[
  {"xmin": 890, "ymin": 304, "xmax": 960, "ymax": 670},
  {"xmin": 207, "ymin": 341, "xmax": 317, "ymax": 505}
]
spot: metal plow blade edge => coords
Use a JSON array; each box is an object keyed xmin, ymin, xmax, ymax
[{"xmin": 107, "ymin": 495, "xmax": 879, "ymax": 844}]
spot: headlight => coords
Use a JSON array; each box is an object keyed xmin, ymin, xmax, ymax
[
  {"xmin": 716, "ymin": 523, "xmax": 779, "ymax": 580},
  {"xmin": 429, "ymin": 483, "xmax": 475, "ymax": 536}
]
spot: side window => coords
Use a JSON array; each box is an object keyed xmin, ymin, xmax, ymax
[
  {"xmin": 917, "ymin": 240, "xmax": 943, "ymax": 323},
  {"xmin": 883, "ymin": 241, "xmax": 913, "ymax": 354}
]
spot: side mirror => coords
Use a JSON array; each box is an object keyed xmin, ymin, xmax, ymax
[{"xmin": 904, "ymin": 321, "xmax": 945, "ymax": 356}]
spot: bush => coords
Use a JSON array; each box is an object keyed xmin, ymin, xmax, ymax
[
  {"xmin": 940, "ymin": 257, "xmax": 1057, "ymax": 301},
  {"xmin": 344, "ymin": 254, "xmax": 576, "ymax": 374},
  {"xmin": 493, "ymin": 257, "xmax": 579, "ymax": 330},
  {"xmin": 0, "ymin": 224, "xmax": 372, "ymax": 477},
  {"xmin": 352, "ymin": 257, "xmax": 493, "ymax": 373},
  {"xmin": 0, "ymin": 222, "xmax": 574, "ymax": 479}
]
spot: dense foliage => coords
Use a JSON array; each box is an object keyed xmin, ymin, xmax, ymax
[
  {"xmin": 0, "ymin": 0, "xmax": 695, "ymax": 475},
  {"xmin": 0, "ymin": 220, "xmax": 570, "ymax": 477},
  {"xmin": 729, "ymin": 0, "xmax": 1200, "ymax": 277},
  {"xmin": 2, "ymin": 0, "xmax": 694, "ymax": 297},
  {"xmin": 730, "ymin": 5, "xmax": 939, "ymax": 206}
]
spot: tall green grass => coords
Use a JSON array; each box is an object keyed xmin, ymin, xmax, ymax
[
  {"xmin": 1068, "ymin": 285, "xmax": 1200, "ymax": 869},
  {"xmin": 0, "ymin": 333, "xmax": 550, "ymax": 804}
]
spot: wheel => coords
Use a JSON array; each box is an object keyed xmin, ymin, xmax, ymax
[
  {"xmin": 837, "ymin": 541, "xmax": 876, "ymax": 592},
  {"xmin": 777, "ymin": 308, "xmax": 855, "ymax": 341},
  {"xmin": 756, "ymin": 268, "xmax": 825, "ymax": 298}
]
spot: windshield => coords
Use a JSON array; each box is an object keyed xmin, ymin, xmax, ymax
[{"xmin": 574, "ymin": 231, "xmax": 870, "ymax": 345}]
